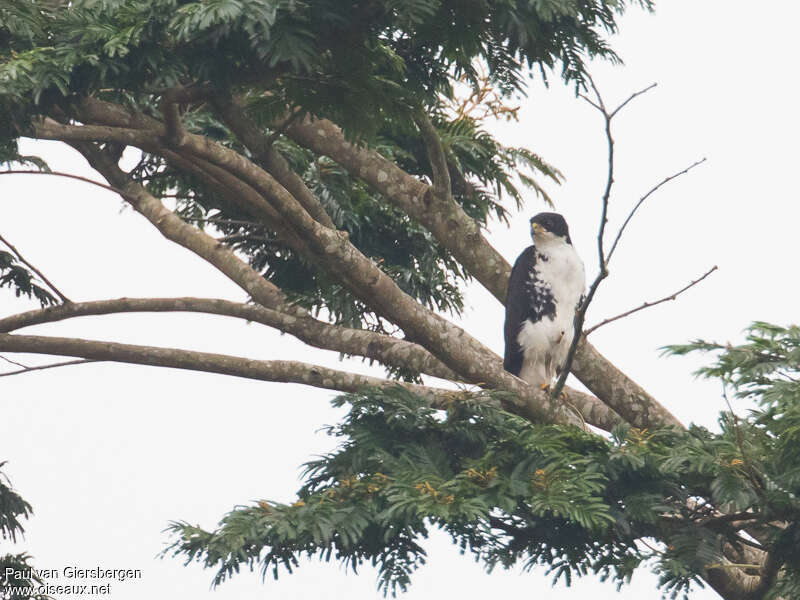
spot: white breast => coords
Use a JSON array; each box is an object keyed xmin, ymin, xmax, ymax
[{"xmin": 516, "ymin": 240, "xmax": 585, "ymax": 386}]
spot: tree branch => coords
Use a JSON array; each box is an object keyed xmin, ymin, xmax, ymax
[
  {"xmin": 0, "ymin": 230, "xmax": 71, "ymax": 304},
  {"xmin": 0, "ymin": 358, "xmax": 97, "ymax": 377},
  {"xmin": 0, "ymin": 332, "xmax": 447, "ymax": 403},
  {"xmin": 0, "ymin": 296, "xmax": 620, "ymax": 430},
  {"xmin": 0, "ymin": 297, "xmax": 460, "ymax": 381},
  {"xmin": 68, "ymin": 96, "xmax": 674, "ymax": 429},
  {"xmin": 551, "ymin": 75, "xmax": 618, "ymax": 400},
  {"xmin": 415, "ymin": 112, "xmax": 452, "ymax": 199},
  {"xmin": 0, "ymin": 354, "xmax": 28, "ymax": 369},
  {"xmin": 584, "ymin": 265, "xmax": 718, "ymax": 335},
  {"xmin": 61, "ymin": 143, "xmax": 588, "ymax": 426},
  {"xmin": 279, "ymin": 114, "xmax": 512, "ymax": 302},
  {"xmin": 549, "ymin": 79, "xmax": 685, "ymax": 426},
  {"xmin": 606, "ymin": 157, "xmax": 707, "ymax": 262},
  {"xmin": 586, "ymin": 74, "xmax": 614, "ymax": 268},
  {"xmin": 609, "ymin": 82, "xmax": 658, "ymax": 118},
  {"xmin": 160, "ymin": 86, "xmax": 187, "ymax": 147},
  {"xmin": 210, "ymin": 96, "xmax": 336, "ymax": 228}
]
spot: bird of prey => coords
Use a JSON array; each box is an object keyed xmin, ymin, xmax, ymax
[{"xmin": 504, "ymin": 212, "xmax": 586, "ymax": 388}]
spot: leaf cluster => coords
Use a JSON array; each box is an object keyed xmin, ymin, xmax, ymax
[
  {"xmin": 0, "ymin": 250, "xmax": 57, "ymax": 308},
  {"xmin": 0, "ymin": 462, "xmax": 49, "ymax": 600}
]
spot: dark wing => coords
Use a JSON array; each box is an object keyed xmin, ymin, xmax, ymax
[{"xmin": 503, "ymin": 246, "xmax": 536, "ymax": 376}]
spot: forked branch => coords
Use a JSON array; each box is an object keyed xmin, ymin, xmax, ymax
[
  {"xmin": 551, "ymin": 79, "xmax": 704, "ymax": 402},
  {"xmin": 0, "ymin": 358, "xmax": 96, "ymax": 377}
]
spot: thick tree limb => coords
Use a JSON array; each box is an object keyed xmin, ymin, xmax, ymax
[
  {"xmin": 67, "ymin": 97, "xmax": 674, "ymax": 430},
  {"xmin": 276, "ymin": 112, "xmax": 674, "ymax": 427},
  {"xmin": 0, "ymin": 296, "xmax": 620, "ymax": 429},
  {"xmin": 210, "ymin": 97, "xmax": 336, "ymax": 228},
  {"xmin": 0, "ymin": 297, "xmax": 460, "ymax": 381},
  {"xmin": 279, "ymin": 115, "xmax": 512, "ymax": 301},
  {"xmin": 62, "ymin": 142, "xmax": 584, "ymax": 427}
]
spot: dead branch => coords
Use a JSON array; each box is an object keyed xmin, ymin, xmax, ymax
[
  {"xmin": 550, "ymin": 79, "xmax": 676, "ymax": 404},
  {"xmin": 0, "ymin": 354, "xmax": 28, "ymax": 369},
  {"xmin": 584, "ymin": 266, "xmax": 718, "ymax": 335},
  {"xmin": 610, "ymin": 82, "xmax": 658, "ymax": 118},
  {"xmin": 0, "ymin": 358, "xmax": 97, "ymax": 377},
  {"xmin": 606, "ymin": 157, "xmax": 707, "ymax": 262}
]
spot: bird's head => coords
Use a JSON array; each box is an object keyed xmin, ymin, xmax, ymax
[{"xmin": 530, "ymin": 212, "xmax": 572, "ymax": 245}]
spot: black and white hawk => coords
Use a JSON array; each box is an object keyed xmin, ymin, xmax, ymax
[{"xmin": 503, "ymin": 212, "xmax": 586, "ymax": 388}]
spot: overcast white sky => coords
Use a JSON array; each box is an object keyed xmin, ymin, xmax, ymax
[{"xmin": 2, "ymin": 2, "xmax": 799, "ymax": 599}]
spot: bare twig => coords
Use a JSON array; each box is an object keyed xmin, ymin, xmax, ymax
[
  {"xmin": 0, "ymin": 230, "xmax": 71, "ymax": 304},
  {"xmin": 551, "ymin": 76, "xmax": 617, "ymax": 400},
  {"xmin": 610, "ymin": 82, "xmax": 658, "ymax": 118},
  {"xmin": 585, "ymin": 74, "xmax": 613, "ymax": 267},
  {"xmin": 606, "ymin": 157, "xmax": 707, "ymax": 262},
  {"xmin": 584, "ymin": 265, "xmax": 718, "ymax": 335},
  {"xmin": 179, "ymin": 217, "xmax": 266, "ymax": 228},
  {"xmin": 551, "ymin": 79, "xmax": 668, "ymax": 401},
  {"xmin": 0, "ymin": 354, "xmax": 29, "ymax": 369},
  {"xmin": 0, "ymin": 169, "xmax": 124, "ymax": 196},
  {"xmin": 0, "ymin": 359, "xmax": 97, "ymax": 377}
]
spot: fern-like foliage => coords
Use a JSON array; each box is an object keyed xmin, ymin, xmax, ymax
[
  {"xmin": 0, "ymin": 462, "xmax": 50, "ymax": 600},
  {"xmin": 165, "ymin": 329, "xmax": 800, "ymax": 600},
  {"xmin": 0, "ymin": 0, "xmax": 650, "ymax": 340},
  {"xmin": 0, "ymin": 251, "xmax": 57, "ymax": 308}
]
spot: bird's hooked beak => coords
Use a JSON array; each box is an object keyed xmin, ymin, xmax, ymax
[{"xmin": 530, "ymin": 222, "xmax": 543, "ymax": 236}]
